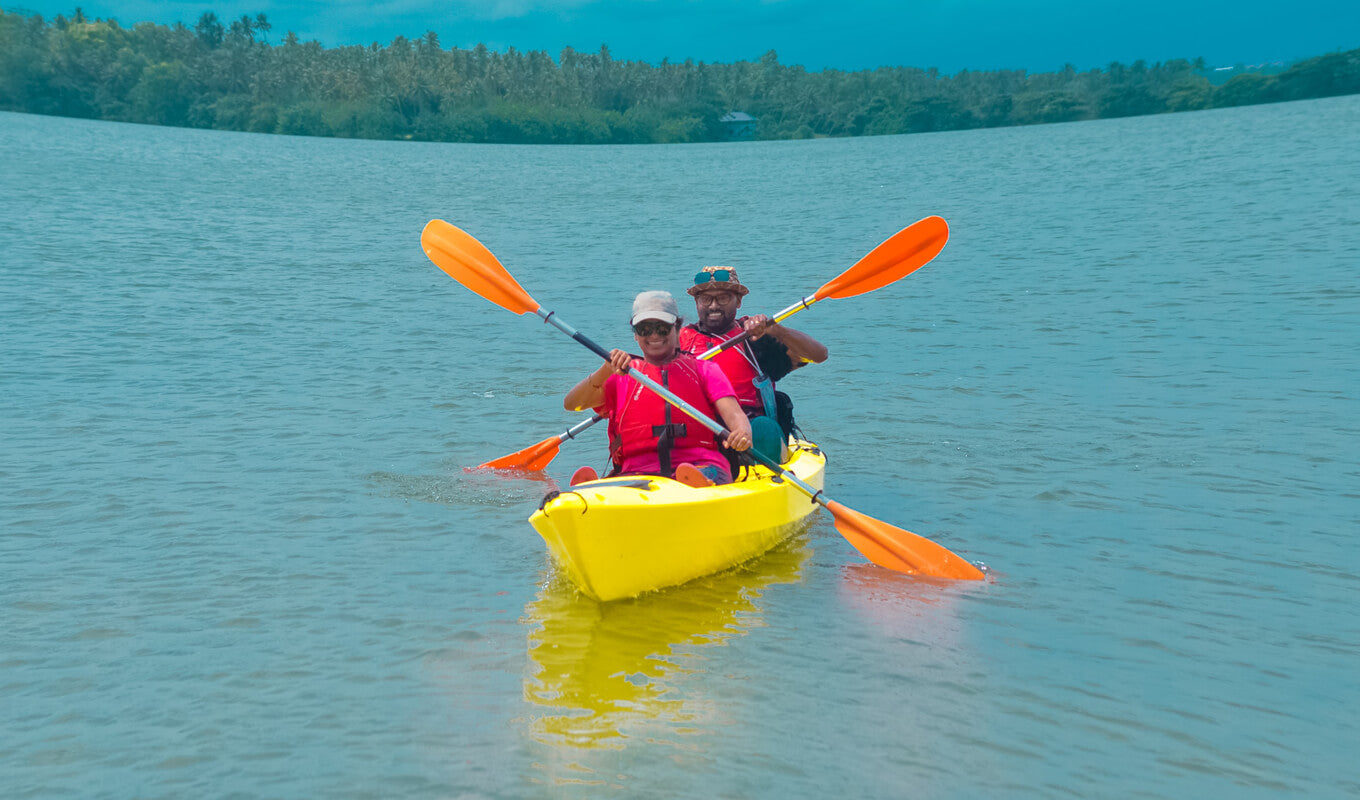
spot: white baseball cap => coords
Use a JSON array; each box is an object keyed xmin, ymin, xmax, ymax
[{"xmin": 630, "ymin": 290, "xmax": 680, "ymax": 326}]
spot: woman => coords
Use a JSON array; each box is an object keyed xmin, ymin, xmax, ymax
[{"xmin": 564, "ymin": 290, "xmax": 753, "ymax": 485}]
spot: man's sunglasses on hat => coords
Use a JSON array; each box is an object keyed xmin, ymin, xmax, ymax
[{"xmin": 693, "ymin": 269, "xmax": 733, "ymax": 285}]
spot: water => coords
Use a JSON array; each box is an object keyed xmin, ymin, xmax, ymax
[{"xmin": 2, "ymin": 97, "xmax": 1357, "ymax": 797}]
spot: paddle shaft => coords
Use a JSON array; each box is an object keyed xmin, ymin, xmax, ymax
[
  {"xmin": 537, "ymin": 307, "xmax": 826, "ymax": 504},
  {"xmin": 558, "ymin": 411, "xmax": 605, "ymax": 443}
]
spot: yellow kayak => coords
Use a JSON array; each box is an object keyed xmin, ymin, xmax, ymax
[{"xmin": 529, "ymin": 441, "xmax": 827, "ymax": 601}]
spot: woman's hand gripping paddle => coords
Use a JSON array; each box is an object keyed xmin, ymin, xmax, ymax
[
  {"xmin": 472, "ymin": 215, "xmax": 950, "ymax": 470},
  {"xmin": 422, "ymin": 219, "xmax": 984, "ymax": 581}
]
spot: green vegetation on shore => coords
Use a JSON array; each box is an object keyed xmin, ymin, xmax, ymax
[{"xmin": 2, "ymin": 8, "xmax": 1358, "ymax": 143}]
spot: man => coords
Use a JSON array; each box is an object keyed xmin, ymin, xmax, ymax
[{"xmin": 678, "ymin": 267, "xmax": 828, "ymax": 453}]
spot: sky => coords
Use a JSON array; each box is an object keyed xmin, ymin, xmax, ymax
[{"xmin": 9, "ymin": 0, "xmax": 1359, "ymax": 73}]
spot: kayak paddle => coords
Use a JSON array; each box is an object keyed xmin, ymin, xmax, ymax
[
  {"xmin": 474, "ymin": 215, "xmax": 950, "ymax": 470},
  {"xmin": 422, "ymin": 219, "xmax": 984, "ymax": 581}
]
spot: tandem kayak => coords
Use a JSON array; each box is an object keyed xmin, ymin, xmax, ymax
[{"xmin": 529, "ymin": 440, "xmax": 827, "ymax": 601}]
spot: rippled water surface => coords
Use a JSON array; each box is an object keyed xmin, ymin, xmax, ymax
[{"xmin": 3, "ymin": 98, "xmax": 1358, "ymax": 797}]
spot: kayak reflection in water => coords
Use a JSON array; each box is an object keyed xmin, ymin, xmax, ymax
[
  {"xmin": 522, "ymin": 537, "xmax": 811, "ymax": 751},
  {"xmin": 563, "ymin": 290, "xmax": 752, "ymax": 485},
  {"xmin": 678, "ymin": 266, "xmax": 828, "ymax": 467}
]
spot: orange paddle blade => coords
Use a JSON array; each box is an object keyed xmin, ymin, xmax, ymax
[
  {"xmin": 476, "ymin": 436, "xmax": 561, "ymax": 471},
  {"xmin": 823, "ymin": 500, "xmax": 985, "ymax": 581},
  {"xmin": 814, "ymin": 216, "xmax": 949, "ymax": 301},
  {"xmin": 421, "ymin": 219, "xmax": 539, "ymax": 315}
]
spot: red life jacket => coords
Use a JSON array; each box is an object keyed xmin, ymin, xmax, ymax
[
  {"xmin": 679, "ymin": 322, "xmax": 769, "ymax": 410},
  {"xmin": 608, "ymin": 353, "xmax": 721, "ymax": 463}
]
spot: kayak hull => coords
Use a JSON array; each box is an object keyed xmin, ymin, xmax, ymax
[{"xmin": 529, "ymin": 441, "xmax": 827, "ymax": 601}]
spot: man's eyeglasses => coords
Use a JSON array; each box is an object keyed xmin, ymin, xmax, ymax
[
  {"xmin": 633, "ymin": 320, "xmax": 674, "ymax": 337},
  {"xmin": 693, "ymin": 269, "xmax": 733, "ymax": 285},
  {"xmin": 695, "ymin": 291, "xmax": 736, "ymax": 307}
]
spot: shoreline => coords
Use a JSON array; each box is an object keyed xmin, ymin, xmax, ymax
[{"xmin": 2, "ymin": 10, "xmax": 1357, "ymax": 145}]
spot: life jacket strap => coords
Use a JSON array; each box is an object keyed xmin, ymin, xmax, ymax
[{"xmin": 653, "ymin": 369, "xmax": 682, "ymax": 477}]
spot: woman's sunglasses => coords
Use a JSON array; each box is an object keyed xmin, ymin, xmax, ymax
[
  {"xmin": 633, "ymin": 320, "xmax": 674, "ymax": 337},
  {"xmin": 693, "ymin": 269, "xmax": 733, "ymax": 285}
]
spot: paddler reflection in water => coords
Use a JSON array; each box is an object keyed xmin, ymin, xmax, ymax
[
  {"xmin": 679, "ymin": 267, "xmax": 828, "ymax": 467},
  {"xmin": 563, "ymin": 290, "xmax": 753, "ymax": 486}
]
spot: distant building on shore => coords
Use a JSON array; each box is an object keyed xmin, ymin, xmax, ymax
[{"xmin": 719, "ymin": 111, "xmax": 757, "ymax": 140}]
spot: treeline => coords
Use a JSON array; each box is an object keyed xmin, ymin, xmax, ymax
[{"xmin": 2, "ymin": 8, "xmax": 1358, "ymax": 144}]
